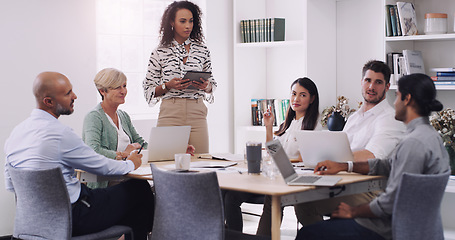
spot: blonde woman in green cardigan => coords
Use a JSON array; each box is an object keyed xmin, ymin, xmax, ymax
[
  {"xmin": 83, "ymin": 68, "xmax": 195, "ymax": 189},
  {"xmin": 82, "ymin": 68, "xmax": 147, "ymax": 189}
]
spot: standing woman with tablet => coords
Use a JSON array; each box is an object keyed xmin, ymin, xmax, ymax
[{"xmin": 143, "ymin": 1, "xmax": 216, "ymax": 153}]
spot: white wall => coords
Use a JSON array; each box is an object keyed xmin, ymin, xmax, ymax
[
  {"xmin": 0, "ymin": 0, "xmax": 96, "ymax": 235},
  {"xmin": 336, "ymin": 0, "xmax": 384, "ymax": 105},
  {"xmin": 205, "ymin": 0, "xmax": 233, "ymax": 153}
]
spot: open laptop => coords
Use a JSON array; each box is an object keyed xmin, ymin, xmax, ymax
[
  {"xmin": 265, "ymin": 139, "xmax": 341, "ymax": 186},
  {"xmin": 147, "ymin": 126, "xmax": 191, "ymax": 161},
  {"xmin": 295, "ymin": 130, "xmax": 354, "ymax": 168}
]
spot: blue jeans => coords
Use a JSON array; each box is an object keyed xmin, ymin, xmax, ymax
[{"xmin": 295, "ymin": 219, "xmax": 385, "ymax": 240}]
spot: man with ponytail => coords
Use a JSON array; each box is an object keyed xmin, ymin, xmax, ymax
[{"xmin": 295, "ymin": 73, "xmax": 451, "ymax": 240}]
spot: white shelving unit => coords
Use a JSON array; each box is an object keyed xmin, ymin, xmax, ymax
[
  {"xmin": 232, "ymin": 0, "xmax": 337, "ymax": 153},
  {"xmin": 384, "ymin": 0, "xmax": 455, "ymax": 90}
]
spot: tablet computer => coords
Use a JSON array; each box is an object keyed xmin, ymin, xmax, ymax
[{"xmin": 183, "ymin": 70, "xmax": 211, "ymax": 89}]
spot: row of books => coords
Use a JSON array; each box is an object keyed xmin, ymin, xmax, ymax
[
  {"xmin": 240, "ymin": 18, "xmax": 285, "ymax": 43},
  {"xmin": 385, "ymin": 2, "xmax": 418, "ymax": 37},
  {"xmin": 430, "ymin": 68, "xmax": 455, "ymax": 85},
  {"xmin": 251, "ymin": 99, "xmax": 289, "ymax": 126},
  {"xmin": 386, "ymin": 50, "xmax": 425, "ymax": 84}
]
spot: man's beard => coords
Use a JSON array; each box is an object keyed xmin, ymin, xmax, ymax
[
  {"xmin": 56, "ymin": 102, "xmax": 74, "ymax": 116},
  {"xmin": 364, "ymin": 89, "xmax": 386, "ymax": 105}
]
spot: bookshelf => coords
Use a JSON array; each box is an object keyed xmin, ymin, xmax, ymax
[
  {"xmin": 232, "ymin": 0, "xmax": 338, "ymax": 153},
  {"xmin": 384, "ymin": 0, "xmax": 455, "ymax": 90}
]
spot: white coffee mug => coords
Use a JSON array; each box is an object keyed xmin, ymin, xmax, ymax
[
  {"xmin": 140, "ymin": 150, "xmax": 149, "ymax": 165},
  {"xmin": 175, "ymin": 153, "xmax": 191, "ymax": 171}
]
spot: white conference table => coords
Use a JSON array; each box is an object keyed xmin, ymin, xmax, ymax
[{"xmin": 129, "ymin": 159, "xmax": 387, "ymax": 240}]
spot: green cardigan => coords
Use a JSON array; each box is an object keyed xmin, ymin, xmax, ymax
[
  {"xmin": 82, "ymin": 104, "xmax": 147, "ymax": 189},
  {"xmin": 82, "ymin": 103, "xmax": 147, "ymax": 159}
]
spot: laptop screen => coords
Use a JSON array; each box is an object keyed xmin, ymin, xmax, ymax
[
  {"xmin": 265, "ymin": 139, "xmax": 296, "ymax": 179},
  {"xmin": 148, "ymin": 126, "xmax": 191, "ymax": 161}
]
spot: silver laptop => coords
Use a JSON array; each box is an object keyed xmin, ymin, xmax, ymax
[
  {"xmin": 265, "ymin": 139, "xmax": 341, "ymax": 186},
  {"xmin": 148, "ymin": 126, "xmax": 191, "ymax": 161},
  {"xmin": 295, "ymin": 130, "xmax": 354, "ymax": 168}
]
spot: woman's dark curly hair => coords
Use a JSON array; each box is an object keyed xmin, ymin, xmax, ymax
[{"xmin": 159, "ymin": 1, "xmax": 204, "ymax": 47}]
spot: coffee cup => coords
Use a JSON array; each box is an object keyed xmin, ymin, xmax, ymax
[
  {"xmin": 175, "ymin": 153, "xmax": 191, "ymax": 171},
  {"xmin": 140, "ymin": 150, "xmax": 149, "ymax": 165}
]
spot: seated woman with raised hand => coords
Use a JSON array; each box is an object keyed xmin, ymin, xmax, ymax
[
  {"xmin": 224, "ymin": 77, "xmax": 321, "ymax": 233},
  {"xmin": 257, "ymin": 77, "xmax": 322, "ymax": 235},
  {"xmin": 82, "ymin": 68, "xmax": 147, "ymax": 189}
]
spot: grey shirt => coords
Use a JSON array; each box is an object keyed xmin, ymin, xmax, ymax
[{"xmin": 355, "ymin": 117, "xmax": 451, "ymax": 240}]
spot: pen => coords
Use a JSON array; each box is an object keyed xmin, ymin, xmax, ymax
[{"xmin": 138, "ymin": 142, "xmax": 145, "ymax": 154}]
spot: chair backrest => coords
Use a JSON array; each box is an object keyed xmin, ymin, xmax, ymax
[
  {"xmin": 150, "ymin": 164, "xmax": 225, "ymax": 240},
  {"xmin": 392, "ymin": 172, "xmax": 450, "ymax": 240},
  {"xmin": 8, "ymin": 165, "xmax": 73, "ymax": 239}
]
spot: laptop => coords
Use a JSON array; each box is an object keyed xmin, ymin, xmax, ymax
[
  {"xmin": 265, "ymin": 139, "xmax": 342, "ymax": 186},
  {"xmin": 295, "ymin": 130, "xmax": 354, "ymax": 168},
  {"xmin": 147, "ymin": 126, "xmax": 191, "ymax": 161}
]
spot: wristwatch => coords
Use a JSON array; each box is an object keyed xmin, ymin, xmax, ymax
[{"xmin": 161, "ymin": 83, "xmax": 166, "ymax": 90}]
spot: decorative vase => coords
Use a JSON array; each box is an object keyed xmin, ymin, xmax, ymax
[
  {"xmin": 327, "ymin": 111, "xmax": 346, "ymax": 131},
  {"xmin": 446, "ymin": 146, "xmax": 455, "ymax": 175}
]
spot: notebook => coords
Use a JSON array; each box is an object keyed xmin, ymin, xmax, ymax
[
  {"xmin": 265, "ymin": 139, "xmax": 342, "ymax": 186},
  {"xmin": 295, "ymin": 130, "xmax": 354, "ymax": 168},
  {"xmin": 147, "ymin": 126, "xmax": 191, "ymax": 161},
  {"xmin": 190, "ymin": 161, "xmax": 238, "ymax": 168}
]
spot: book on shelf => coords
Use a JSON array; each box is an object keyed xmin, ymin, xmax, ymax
[
  {"xmin": 279, "ymin": 99, "xmax": 289, "ymax": 125},
  {"xmin": 251, "ymin": 99, "xmax": 259, "ymax": 126},
  {"xmin": 394, "ymin": 5, "xmax": 402, "ymax": 36},
  {"xmin": 240, "ymin": 18, "xmax": 285, "ymax": 43},
  {"xmin": 385, "ymin": 5, "xmax": 394, "ymax": 37},
  {"xmin": 396, "ymin": 2, "xmax": 418, "ymax": 36},
  {"xmin": 430, "ymin": 68, "xmax": 455, "ymax": 72},
  {"xmin": 271, "ymin": 18, "xmax": 285, "ymax": 42},
  {"xmin": 434, "ymin": 76, "xmax": 455, "ymax": 81},
  {"xmin": 390, "ymin": 52, "xmax": 403, "ymax": 83},
  {"xmin": 402, "ymin": 50, "xmax": 425, "ymax": 75},
  {"xmin": 436, "ymin": 72, "xmax": 455, "ymax": 77},
  {"xmin": 251, "ymin": 98, "xmax": 289, "ymax": 126},
  {"xmin": 432, "ymin": 80, "xmax": 455, "ymax": 85},
  {"xmin": 386, "ymin": 52, "xmax": 400, "ymax": 76},
  {"xmin": 240, "ymin": 21, "xmax": 245, "ymax": 43},
  {"xmin": 389, "ymin": 5, "xmax": 399, "ymax": 36}
]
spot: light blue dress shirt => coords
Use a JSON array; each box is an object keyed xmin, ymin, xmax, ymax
[
  {"xmin": 355, "ymin": 117, "xmax": 451, "ymax": 240},
  {"xmin": 4, "ymin": 109, "xmax": 134, "ymax": 203}
]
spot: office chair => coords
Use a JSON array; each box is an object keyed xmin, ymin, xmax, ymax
[
  {"xmin": 392, "ymin": 172, "xmax": 450, "ymax": 240},
  {"xmin": 150, "ymin": 164, "xmax": 270, "ymax": 240},
  {"xmin": 7, "ymin": 165, "xmax": 133, "ymax": 240}
]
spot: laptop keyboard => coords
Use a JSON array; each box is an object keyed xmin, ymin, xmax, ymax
[{"xmin": 293, "ymin": 176, "xmax": 321, "ymax": 184}]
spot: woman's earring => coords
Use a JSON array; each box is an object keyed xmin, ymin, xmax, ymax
[{"xmin": 171, "ymin": 26, "xmax": 174, "ymax": 31}]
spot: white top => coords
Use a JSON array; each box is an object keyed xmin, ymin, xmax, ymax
[
  {"xmin": 4, "ymin": 109, "xmax": 134, "ymax": 203},
  {"xmin": 343, "ymin": 99, "xmax": 405, "ymax": 159},
  {"xmin": 105, "ymin": 112, "xmax": 130, "ymax": 152},
  {"xmin": 143, "ymin": 38, "xmax": 217, "ymax": 106},
  {"xmin": 277, "ymin": 117, "xmax": 322, "ymax": 159}
]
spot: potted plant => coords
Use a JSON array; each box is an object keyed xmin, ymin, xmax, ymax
[
  {"xmin": 321, "ymin": 96, "xmax": 360, "ymax": 131},
  {"xmin": 430, "ymin": 108, "xmax": 455, "ymax": 175}
]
